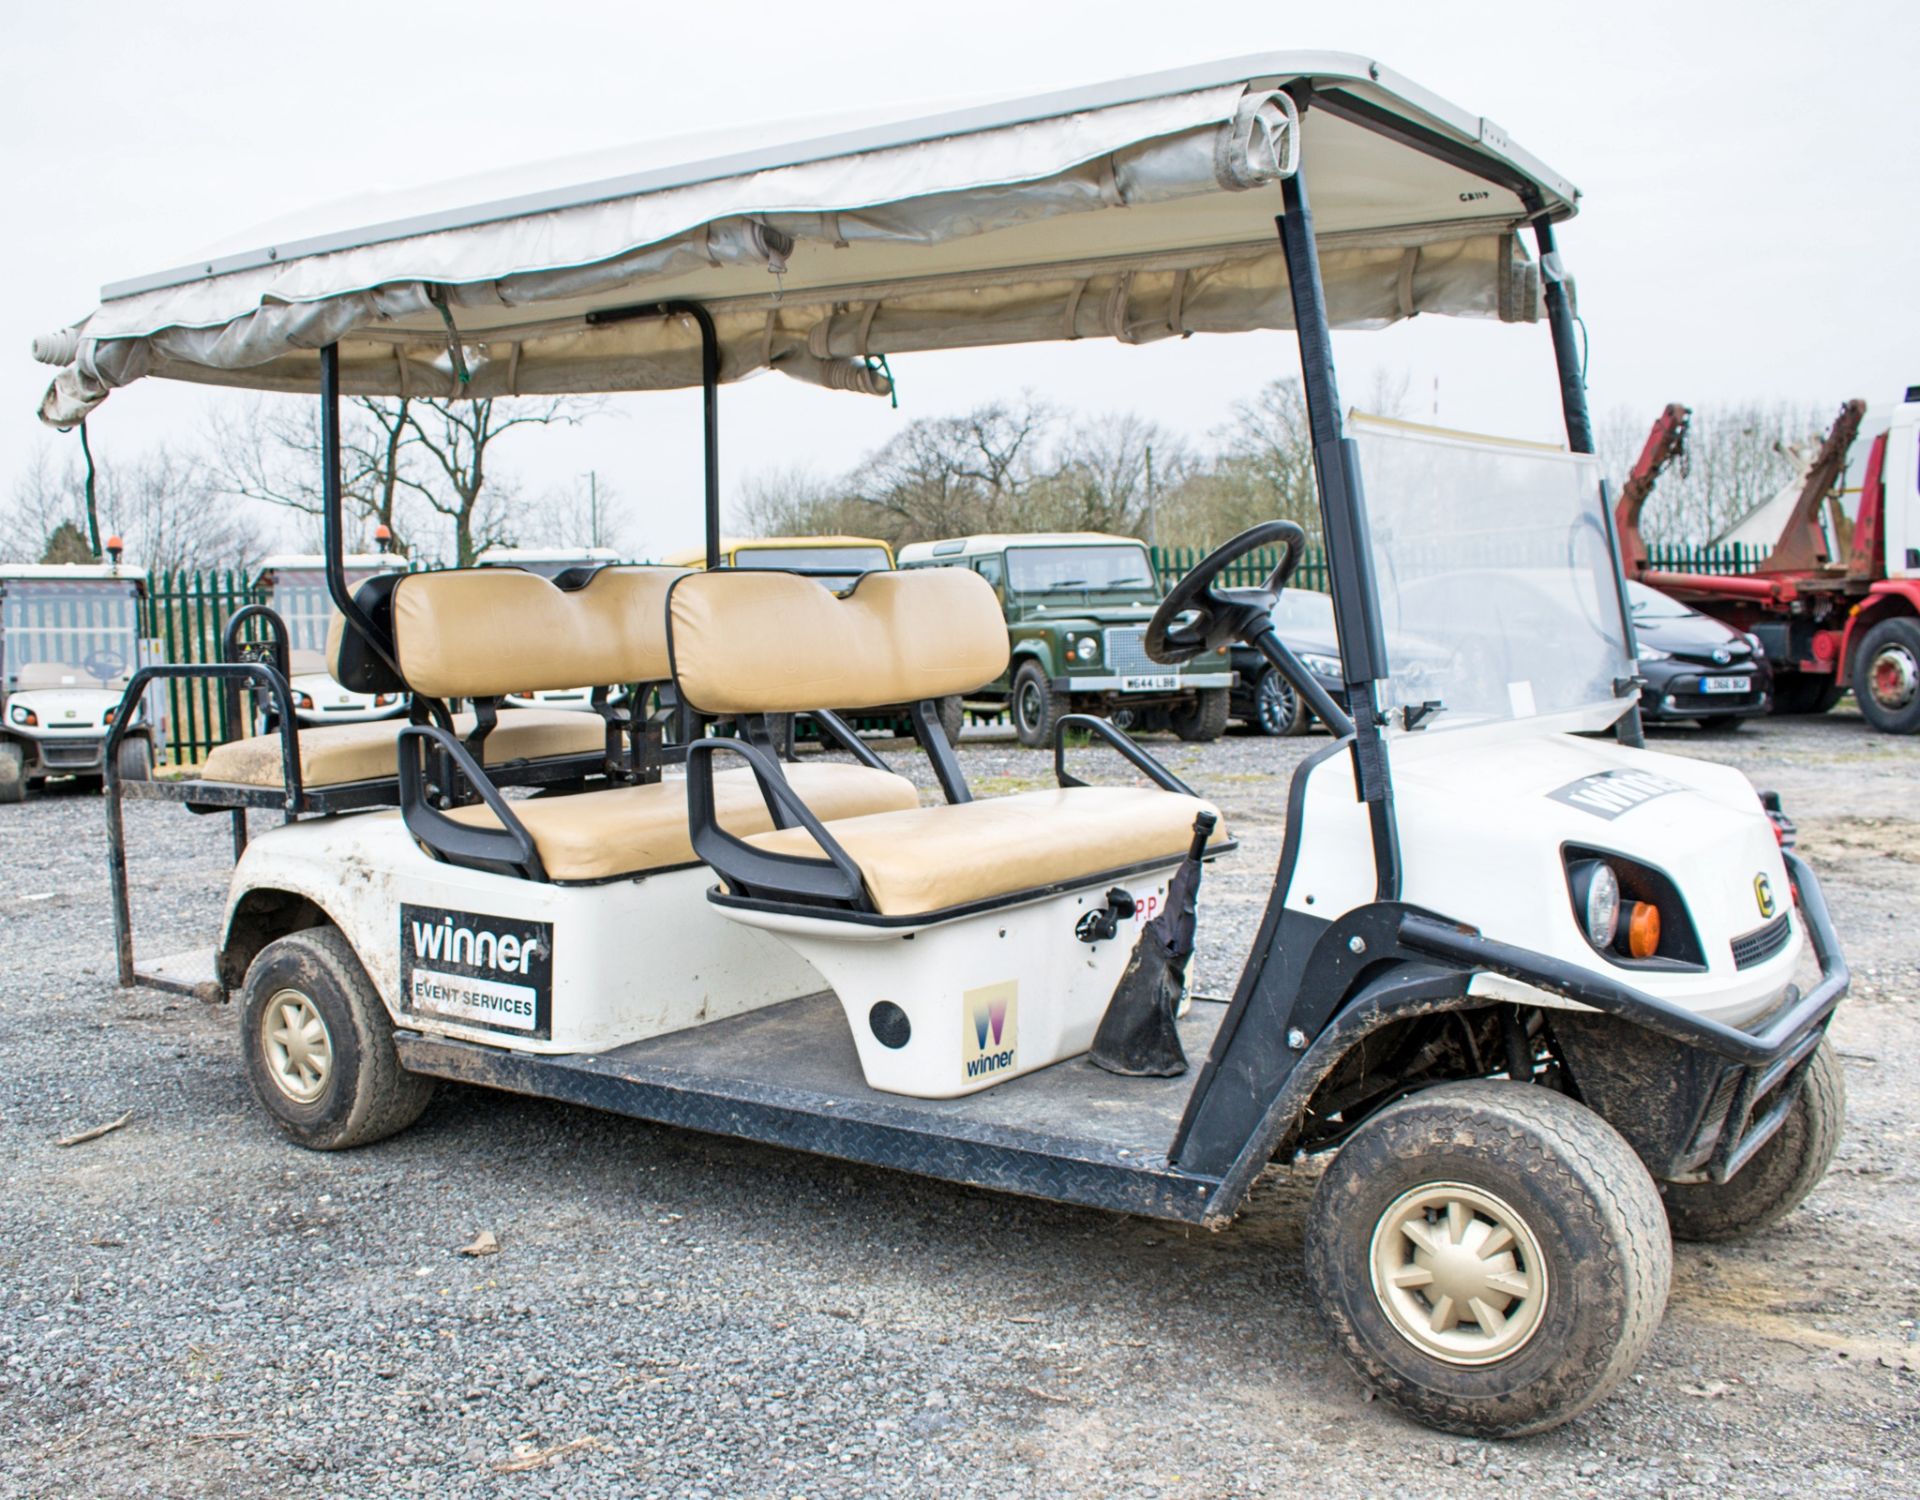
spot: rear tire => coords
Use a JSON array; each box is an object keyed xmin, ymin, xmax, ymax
[
  {"xmin": 1852, "ymin": 617, "xmax": 1920, "ymax": 734},
  {"xmin": 1248, "ymin": 667, "xmax": 1307, "ymax": 737},
  {"xmin": 1011, "ymin": 662, "xmax": 1060, "ymax": 749},
  {"xmin": 1771, "ymin": 670, "xmax": 1843, "ymax": 715},
  {"xmin": 115, "ymin": 736, "xmax": 153, "ymax": 782},
  {"xmin": 936, "ymin": 694, "xmax": 966, "ymax": 744},
  {"xmin": 1662, "ymin": 1041, "xmax": 1844, "ymax": 1242},
  {"xmin": 1305, "ymin": 1080, "xmax": 1670, "ymax": 1438},
  {"xmin": 1171, "ymin": 687, "xmax": 1229, "ymax": 742},
  {"xmin": 240, "ymin": 926, "xmax": 434, "ymax": 1150},
  {"xmin": 0, "ymin": 742, "xmax": 26, "ymax": 804}
]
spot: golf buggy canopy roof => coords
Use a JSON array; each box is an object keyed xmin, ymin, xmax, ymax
[
  {"xmin": 32, "ymin": 52, "xmax": 1578, "ymax": 427},
  {"xmin": 898, "ymin": 532, "xmax": 1149, "ymax": 562},
  {"xmin": 255, "ymin": 553, "xmax": 403, "ymax": 579},
  {"xmin": 0, "ymin": 563, "xmax": 147, "ymax": 584},
  {"xmin": 658, "ymin": 536, "xmax": 893, "ymax": 567}
]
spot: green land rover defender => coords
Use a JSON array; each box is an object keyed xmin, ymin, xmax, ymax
[{"xmin": 897, "ymin": 532, "xmax": 1232, "ymax": 746}]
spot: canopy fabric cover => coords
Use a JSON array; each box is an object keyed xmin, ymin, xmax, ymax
[{"xmin": 32, "ymin": 53, "xmax": 1578, "ymax": 427}]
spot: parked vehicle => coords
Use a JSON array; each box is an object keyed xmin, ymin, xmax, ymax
[
  {"xmin": 255, "ymin": 554, "xmax": 407, "ymax": 725},
  {"xmin": 1229, "ymin": 588, "xmax": 1344, "ymax": 735},
  {"xmin": 660, "ymin": 535, "xmax": 894, "ymax": 591},
  {"xmin": 1617, "ymin": 391, "xmax": 1920, "ymax": 733},
  {"xmin": 0, "ymin": 555, "xmax": 156, "ymax": 798},
  {"xmin": 56, "ymin": 53, "xmax": 1849, "ymax": 1438},
  {"xmin": 478, "ymin": 547, "xmax": 624, "ymax": 710},
  {"xmin": 1628, "ymin": 580, "xmax": 1772, "ymax": 728},
  {"xmin": 898, "ymin": 533, "xmax": 1233, "ymax": 745}
]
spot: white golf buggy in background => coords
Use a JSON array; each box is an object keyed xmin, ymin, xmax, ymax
[
  {"xmin": 40, "ymin": 54, "xmax": 1848, "ymax": 1437},
  {"xmin": 0, "ymin": 555, "xmax": 157, "ymax": 799},
  {"xmin": 253, "ymin": 553, "xmax": 408, "ymax": 726}
]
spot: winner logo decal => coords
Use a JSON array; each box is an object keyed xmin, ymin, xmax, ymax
[
  {"xmin": 1546, "ymin": 769, "xmax": 1687, "ymax": 821},
  {"xmin": 399, "ymin": 903, "xmax": 553, "ymax": 1039},
  {"xmin": 962, "ymin": 981, "xmax": 1018, "ymax": 1082}
]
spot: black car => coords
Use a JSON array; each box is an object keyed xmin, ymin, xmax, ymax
[
  {"xmin": 1230, "ymin": 589, "xmax": 1346, "ymax": 736},
  {"xmin": 1627, "ymin": 580, "xmax": 1772, "ymax": 728}
]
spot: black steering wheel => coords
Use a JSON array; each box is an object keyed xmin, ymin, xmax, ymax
[
  {"xmin": 83, "ymin": 649, "xmax": 128, "ymax": 682},
  {"xmin": 1146, "ymin": 521, "xmax": 1308, "ymax": 664}
]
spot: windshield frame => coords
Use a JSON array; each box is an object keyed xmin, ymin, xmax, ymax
[{"xmin": 1004, "ymin": 543, "xmax": 1160, "ymax": 601}]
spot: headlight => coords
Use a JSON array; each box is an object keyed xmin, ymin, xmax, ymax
[
  {"xmin": 1568, "ymin": 860, "xmax": 1620, "ymax": 948},
  {"xmin": 373, "ymin": 693, "xmax": 398, "ymax": 707},
  {"xmin": 1638, "ymin": 646, "xmax": 1671, "ymax": 661},
  {"xmin": 103, "ymin": 706, "xmax": 117, "ymax": 725},
  {"xmin": 294, "ymin": 691, "xmax": 315, "ymax": 710},
  {"xmin": 8, "ymin": 703, "xmax": 36, "ymax": 727},
  {"xmin": 1745, "ymin": 632, "xmax": 1765, "ymax": 654},
  {"xmin": 1072, "ymin": 635, "xmax": 1099, "ymax": 663},
  {"xmin": 1298, "ymin": 652, "xmax": 1341, "ymax": 677}
]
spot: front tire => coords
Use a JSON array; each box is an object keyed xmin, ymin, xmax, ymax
[
  {"xmin": 115, "ymin": 736, "xmax": 153, "ymax": 782},
  {"xmin": 240, "ymin": 926, "xmax": 434, "ymax": 1150},
  {"xmin": 1663, "ymin": 1041, "xmax": 1844, "ymax": 1242},
  {"xmin": 1852, "ymin": 616, "xmax": 1920, "ymax": 734},
  {"xmin": 1305, "ymin": 1081, "xmax": 1670, "ymax": 1437},
  {"xmin": 1170, "ymin": 686, "xmax": 1229, "ymax": 742},
  {"xmin": 1010, "ymin": 662, "xmax": 1060, "ymax": 748},
  {"xmin": 0, "ymin": 742, "xmax": 26, "ymax": 804},
  {"xmin": 936, "ymin": 694, "xmax": 966, "ymax": 744}
]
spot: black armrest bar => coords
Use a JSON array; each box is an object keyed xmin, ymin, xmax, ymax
[
  {"xmin": 907, "ymin": 698, "xmax": 970, "ymax": 804},
  {"xmin": 685, "ymin": 739, "xmax": 871, "ymax": 909},
  {"xmin": 1053, "ymin": 713, "xmax": 1198, "ymax": 798},
  {"xmin": 397, "ymin": 725, "xmax": 546, "ymax": 881},
  {"xmin": 107, "ymin": 662, "xmax": 306, "ymax": 810},
  {"xmin": 1399, "ymin": 848, "xmax": 1848, "ymax": 1068}
]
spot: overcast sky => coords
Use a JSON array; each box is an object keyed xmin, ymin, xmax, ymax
[{"xmin": 5, "ymin": 0, "xmax": 1915, "ymax": 561}]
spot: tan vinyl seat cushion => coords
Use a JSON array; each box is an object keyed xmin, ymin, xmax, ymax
[
  {"xmin": 442, "ymin": 762, "xmax": 922, "ymax": 882},
  {"xmin": 743, "ymin": 786, "xmax": 1224, "ymax": 917},
  {"xmin": 198, "ymin": 709, "xmax": 605, "ymax": 789}
]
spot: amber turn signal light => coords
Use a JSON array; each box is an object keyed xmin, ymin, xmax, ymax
[{"xmin": 1620, "ymin": 900, "xmax": 1661, "ymax": 960}]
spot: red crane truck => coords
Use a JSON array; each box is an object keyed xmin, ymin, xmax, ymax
[{"xmin": 1616, "ymin": 388, "xmax": 1920, "ymax": 734}]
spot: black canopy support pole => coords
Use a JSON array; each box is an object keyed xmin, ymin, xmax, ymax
[
  {"xmin": 584, "ymin": 298, "xmax": 721, "ymax": 569},
  {"xmin": 1275, "ymin": 139, "xmax": 1401, "ymax": 901},
  {"xmin": 318, "ymin": 345, "xmax": 404, "ymax": 678},
  {"xmin": 1533, "ymin": 217, "xmax": 1646, "ymax": 747}
]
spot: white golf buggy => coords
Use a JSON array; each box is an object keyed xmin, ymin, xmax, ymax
[{"xmin": 40, "ymin": 54, "xmax": 1848, "ymax": 1436}]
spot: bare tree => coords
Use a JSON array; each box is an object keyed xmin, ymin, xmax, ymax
[
  {"xmin": 399, "ymin": 397, "xmax": 599, "ymax": 565},
  {"xmin": 516, "ymin": 473, "xmax": 634, "ymax": 556},
  {"xmin": 208, "ymin": 395, "xmax": 418, "ymax": 554},
  {"xmin": 1031, "ymin": 412, "xmax": 1193, "ymax": 538},
  {"xmin": 845, "ymin": 397, "xmax": 1059, "ymax": 544},
  {"xmin": 733, "ymin": 465, "xmax": 859, "ymax": 539}
]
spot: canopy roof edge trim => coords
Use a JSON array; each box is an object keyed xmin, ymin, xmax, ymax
[{"xmin": 32, "ymin": 54, "xmax": 1578, "ymax": 427}]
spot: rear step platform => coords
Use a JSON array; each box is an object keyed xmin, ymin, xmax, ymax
[
  {"xmin": 397, "ymin": 992, "xmax": 1232, "ymax": 1223},
  {"xmin": 134, "ymin": 948, "xmax": 224, "ymax": 1002}
]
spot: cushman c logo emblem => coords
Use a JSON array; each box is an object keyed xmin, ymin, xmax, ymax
[{"xmin": 1754, "ymin": 873, "xmax": 1776, "ymax": 919}]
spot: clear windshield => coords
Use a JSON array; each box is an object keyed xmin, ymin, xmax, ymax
[
  {"xmin": 1006, "ymin": 545, "xmax": 1159, "ymax": 601},
  {"xmin": 1352, "ymin": 416, "xmax": 1633, "ymax": 733},
  {"xmin": 265, "ymin": 568, "xmax": 390, "ymax": 655},
  {"xmin": 733, "ymin": 546, "xmax": 890, "ymax": 590},
  {"xmin": 1271, "ymin": 588, "xmax": 1335, "ymax": 638},
  {"xmin": 1625, "ymin": 579, "xmax": 1693, "ymax": 621},
  {"xmin": 1, "ymin": 580, "xmax": 142, "ymax": 688}
]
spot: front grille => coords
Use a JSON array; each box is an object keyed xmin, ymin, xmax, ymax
[
  {"xmin": 40, "ymin": 742, "xmax": 102, "ymax": 768},
  {"xmin": 1103, "ymin": 627, "xmax": 1155, "ymax": 675},
  {"xmin": 1731, "ymin": 911, "xmax": 1792, "ymax": 969}
]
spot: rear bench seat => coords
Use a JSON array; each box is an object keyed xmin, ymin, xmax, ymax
[
  {"xmin": 667, "ymin": 568, "xmax": 1225, "ymax": 918},
  {"xmin": 199, "ymin": 708, "xmax": 603, "ymax": 788},
  {"xmin": 382, "ymin": 564, "xmax": 918, "ymax": 881}
]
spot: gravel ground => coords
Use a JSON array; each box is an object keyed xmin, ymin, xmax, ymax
[{"xmin": 2, "ymin": 707, "xmax": 1917, "ymax": 1497}]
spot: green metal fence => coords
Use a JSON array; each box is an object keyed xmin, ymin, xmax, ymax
[
  {"xmin": 141, "ymin": 569, "xmax": 262, "ymax": 765},
  {"xmin": 1149, "ymin": 541, "xmax": 1760, "ymax": 597}
]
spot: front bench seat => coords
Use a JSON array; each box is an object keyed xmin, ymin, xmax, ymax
[
  {"xmin": 199, "ymin": 708, "xmax": 605, "ymax": 789},
  {"xmin": 443, "ymin": 762, "xmax": 920, "ymax": 882},
  {"xmin": 741, "ymin": 784, "xmax": 1223, "ymax": 917}
]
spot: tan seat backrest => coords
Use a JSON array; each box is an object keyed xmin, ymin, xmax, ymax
[
  {"xmin": 336, "ymin": 565, "xmax": 686, "ymax": 700},
  {"xmin": 668, "ymin": 568, "xmax": 1008, "ymax": 715}
]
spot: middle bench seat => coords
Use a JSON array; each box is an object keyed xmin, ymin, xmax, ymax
[
  {"xmin": 443, "ymin": 763, "xmax": 920, "ymax": 882},
  {"xmin": 383, "ymin": 564, "xmax": 920, "ymax": 882},
  {"xmin": 200, "ymin": 708, "xmax": 604, "ymax": 789}
]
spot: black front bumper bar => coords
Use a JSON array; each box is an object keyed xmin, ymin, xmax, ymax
[{"xmin": 1399, "ymin": 850, "xmax": 1847, "ymax": 1181}]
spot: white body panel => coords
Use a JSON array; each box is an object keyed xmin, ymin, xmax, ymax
[
  {"xmin": 1286, "ymin": 724, "xmax": 1800, "ymax": 1028},
  {"xmin": 287, "ymin": 670, "xmax": 404, "ymax": 726},
  {"xmin": 722, "ymin": 870, "xmax": 1181, "ymax": 1099},
  {"xmin": 1884, "ymin": 403, "xmax": 1919, "ymax": 582},
  {"xmin": 223, "ymin": 814, "xmax": 824, "ymax": 1055},
  {"xmin": 5, "ymin": 685, "xmax": 121, "ymax": 739}
]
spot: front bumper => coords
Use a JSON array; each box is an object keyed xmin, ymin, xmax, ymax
[
  {"xmin": 1639, "ymin": 661, "xmax": 1770, "ymax": 720},
  {"xmin": 1402, "ymin": 849, "xmax": 1848, "ymax": 1182}
]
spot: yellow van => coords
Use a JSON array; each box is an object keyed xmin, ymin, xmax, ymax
[{"xmin": 659, "ymin": 536, "xmax": 893, "ymax": 591}]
